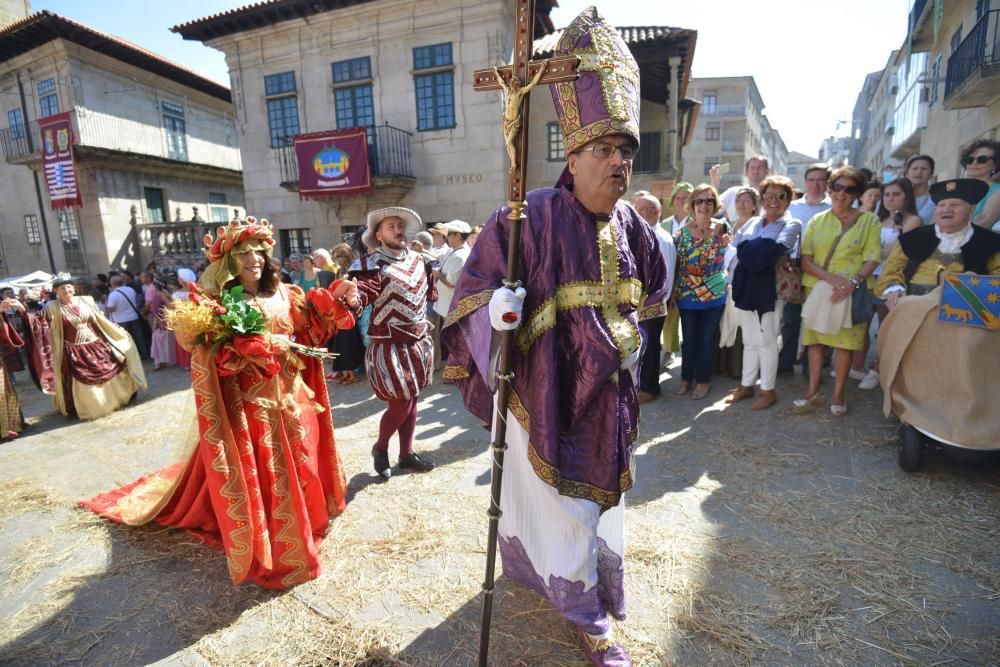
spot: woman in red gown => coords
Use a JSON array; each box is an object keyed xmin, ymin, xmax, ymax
[{"xmin": 84, "ymin": 219, "xmax": 358, "ymax": 589}]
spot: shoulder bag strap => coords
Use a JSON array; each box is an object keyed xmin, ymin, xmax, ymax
[
  {"xmin": 114, "ymin": 288, "xmax": 143, "ymax": 317},
  {"xmin": 819, "ymin": 211, "xmax": 860, "ymax": 271}
]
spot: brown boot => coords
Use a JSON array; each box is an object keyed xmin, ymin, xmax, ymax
[
  {"xmin": 725, "ymin": 385, "xmax": 755, "ymax": 404},
  {"xmin": 751, "ymin": 389, "xmax": 777, "ymax": 410}
]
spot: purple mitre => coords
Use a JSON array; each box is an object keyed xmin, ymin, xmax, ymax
[
  {"xmin": 441, "ymin": 185, "xmax": 668, "ymax": 511},
  {"xmin": 549, "ymin": 6, "xmax": 641, "ymax": 153}
]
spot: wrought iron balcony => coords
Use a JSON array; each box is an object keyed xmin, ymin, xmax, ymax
[
  {"xmin": 276, "ymin": 123, "xmax": 415, "ymax": 189},
  {"xmin": 944, "ymin": 10, "xmax": 1000, "ymax": 110},
  {"xmin": 0, "ymin": 119, "xmax": 39, "ymax": 159}
]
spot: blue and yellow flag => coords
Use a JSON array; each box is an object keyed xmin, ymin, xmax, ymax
[{"xmin": 939, "ymin": 273, "xmax": 1000, "ymax": 331}]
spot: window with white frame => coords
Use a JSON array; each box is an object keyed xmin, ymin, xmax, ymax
[
  {"xmin": 547, "ymin": 122, "xmax": 564, "ymax": 160},
  {"xmin": 24, "ymin": 214, "xmax": 41, "ymax": 245},
  {"xmin": 162, "ymin": 102, "xmax": 188, "ymax": 161},
  {"xmin": 7, "ymin": 108, "xmax": 23, "ymax": 139},
  {"xmin": 38, "ymin": 78, "xmax": 58, "ymax": 117},
  {"xmin": 208, "ymin": 192, "xmax": 229, "ymax": 222},
  {"xmin": 265, "ymin": 71, "xmax": 300, "ymax": 148},
  {"xmin": 413, "ymin": 43, "xmax": 455, "ymax": 131}
]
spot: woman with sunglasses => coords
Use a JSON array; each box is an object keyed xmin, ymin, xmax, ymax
[
  {"xmin": 725, "ymin": 176, "xmax": 800, "ymax": 410},
  {"xmin": 961, "ymin": 140, "xmax": 1000, "ymax": 225},
  {"xmin": 795, "ymin": 167, "xmax": 881, "ymax": 416},
  {"xmin": 672, "ymin": 183, "xmax": 729, "ymax": 400}
]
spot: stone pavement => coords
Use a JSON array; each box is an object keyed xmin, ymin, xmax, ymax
[{"xmin": 0, "ymin": 360, "xmax": 997, "ymax": 666}]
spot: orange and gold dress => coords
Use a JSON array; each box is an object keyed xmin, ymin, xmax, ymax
[{"xmin": 83, "ymin": 283, "xmax": 350, "ymax": 589}]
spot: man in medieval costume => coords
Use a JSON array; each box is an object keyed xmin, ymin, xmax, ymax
[
  {"xmin": 443, "ymin": 9, "xmax": 668, "ymax": 665},
  {"xmin": 353, "ymin": 207, "xmax": 437, "ymax": 479},
  {"xmin": 876, "ymin": 178, "xmax": 1000, "ymax": 449}
]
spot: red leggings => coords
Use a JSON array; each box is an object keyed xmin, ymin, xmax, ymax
[{"xmin": 374, "ymin": 397, "xmax": 418, "ymax": 456}]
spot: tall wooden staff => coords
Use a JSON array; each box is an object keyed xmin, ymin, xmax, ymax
[{"xmin": 472, "ymin": 2, "xmax": 577, "ymax": 664}]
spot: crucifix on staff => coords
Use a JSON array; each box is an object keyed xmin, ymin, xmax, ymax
[{"xmin": 443, "ymin": 2, "xmax": 673, "ymax": 666}]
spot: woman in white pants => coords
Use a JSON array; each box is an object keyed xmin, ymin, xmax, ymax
[{"xmin": 725, "ymin": 176, "xmax": 802, "ymax": 410}]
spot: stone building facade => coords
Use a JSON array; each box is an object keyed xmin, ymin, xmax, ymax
[
  {"xmin": 0, "ymin": 12, "xmax": 245, "ymax": 278},
  {"xmin": 681, "ymin": 76, "xmax": 783, "ymax": 192},
  {"xmin": 855, "ymin": 0, "xmax": 1000, "ymax": 179},
  {"xmin": 175, "ymin": 0, "xmax": 698, "ymax": 256}
]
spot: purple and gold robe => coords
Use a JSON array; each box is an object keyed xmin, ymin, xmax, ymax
[{"xmin": 442, "ymin": 184, "xmax": 668, "ymax": 510}]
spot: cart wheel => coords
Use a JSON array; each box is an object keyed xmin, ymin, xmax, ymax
[{"xmin": 898, "ymin": 424, "xmax": 923, "ymax": 472}]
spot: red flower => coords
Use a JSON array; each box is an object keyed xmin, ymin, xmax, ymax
[{"xmin": 215, "ymin": 334, "xmax": 280, "ymax": 379}]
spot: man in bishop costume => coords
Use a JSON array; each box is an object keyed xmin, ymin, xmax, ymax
[{"xmin": 443, "ymin": 9, "xmax": 668, "ymax": 665}]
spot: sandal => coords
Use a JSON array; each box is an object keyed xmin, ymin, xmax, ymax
[
  {"xmin": 830, "ymin": 401, "xmax": 848, "ymax": 417},
  {"xmin": 690, "ymin": 383, "xmax": 711, "ymax": 400},
  {"xmin": 673, "ymin": 381, "xmax": 690, "ymax": 397},
  {"xmin": 792, "ymin": 393, "xmax": 825, "ymax": 411}
]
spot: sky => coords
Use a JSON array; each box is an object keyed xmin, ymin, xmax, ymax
[{"xmin": 34, "ymin": 0, "xmax": 911, "ymax": 157}]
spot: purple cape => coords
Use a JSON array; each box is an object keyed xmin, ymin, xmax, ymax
[{"xmin": 442, "ymin": 185, "xmax": 668, "ymax": 511}]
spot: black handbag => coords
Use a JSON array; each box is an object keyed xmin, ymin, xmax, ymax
[{"xmin": 851, "ymin": 284, "xmax": 873, "ymax": 325}]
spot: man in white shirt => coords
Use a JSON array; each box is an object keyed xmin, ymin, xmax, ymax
[
  {"xmin": 633, "ymin": 193, "xmax": 676, "ymax": 403},
  {"xmin": 432, "ymin": 220, "xmax": 472, "ymax": 370},
  {"xmin": 788, "ymin": 163, "xmax": 833, "ymax": 236},
  {"xmin": 779, "ymin": 163, "xmax": 833, "ymax": 374},
  {"xmin": 714, "ymin": 156, "xmax": 770, "ymax": 222},
  {"xmin": 107, "ymin": 274, "xmax": 150, "ymax": 360}
]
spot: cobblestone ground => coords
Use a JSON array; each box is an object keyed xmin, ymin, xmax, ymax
[{"xmin": 0, "ymin": 359, "xmax": 997, "ymax": 666}]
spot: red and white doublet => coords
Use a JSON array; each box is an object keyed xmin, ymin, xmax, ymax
[{"xmin": 356, "ymin": 249, "xmax": 433, "ymax": 400}]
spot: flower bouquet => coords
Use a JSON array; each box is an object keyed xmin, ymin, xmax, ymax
[{"xmin": 166, "ymin": 284, "xmax": 335, "ymax": 379}]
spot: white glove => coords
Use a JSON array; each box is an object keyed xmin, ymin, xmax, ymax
[
  {"xmin": 489, "ymin": 286, "xmax": 527, "ymax": 331},
  {"xmin": 621, "ymin": 345, "xmax": 641, "ymax": 371}
]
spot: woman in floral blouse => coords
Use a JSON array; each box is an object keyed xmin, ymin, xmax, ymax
[{"xmin": 673, "ymin": 183, "xmax": 730, "ymax": 400}]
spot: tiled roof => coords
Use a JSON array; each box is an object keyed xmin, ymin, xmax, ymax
[
  {"xmin": 533, "ymin": 25, "xmax": 692, "ymax": 57},
  {"xmin": 534, "ymin": 24, "xmax": 698, "ymax": 106},
  {"xmin": 0, "ymin": 11, "xmax": 230, "ymax": 102},
  {"xmin": 175, "ymin": 0, "xmax": 557, "ymax": 42}
]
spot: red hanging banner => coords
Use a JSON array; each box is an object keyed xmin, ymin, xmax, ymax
[
  {"xmin": 39, "ymin": 112, "xmax": 82, "ymax": 209},
  {"xmin": 294, "ymin": 127, "xmax": 372, "ymax": 199}
]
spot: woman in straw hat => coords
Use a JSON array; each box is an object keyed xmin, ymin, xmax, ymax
[{"xmin": 83, "ymin": 218, "xmax": 358, "ymax": 589}]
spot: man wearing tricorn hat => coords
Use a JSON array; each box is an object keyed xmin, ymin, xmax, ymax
[
  {"xmin": 876, "ymin": 178, "xmax": 1000, "ymax": 453},
  {"xmin": 877, "ymin": 178, "xmax": 1000, "ymax": 303},
  {"xmin": 443, "ymin": 8, "xmax": 668, "ymax": 664},
  {"xmin": 353, "ymin": 207, "xmax": 437, "ymax": 479}
]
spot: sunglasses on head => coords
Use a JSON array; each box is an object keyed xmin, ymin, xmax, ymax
[
  {"xmin": 961, "ymin": 154, "xmax": 995, "ymax": 166},
  {"xmin": 829, "ymin": 183, "xmax": 861, "ymax": 195}
]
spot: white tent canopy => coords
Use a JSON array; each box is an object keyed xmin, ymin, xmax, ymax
[{"xmin": 0, "ymin": 270, "xmax": 57, "ymax": 291}]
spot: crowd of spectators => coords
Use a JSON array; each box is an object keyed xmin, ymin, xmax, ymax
[{"xmin": 629, "ymin": 140, "xmax": 1000, "ymax": 414}]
